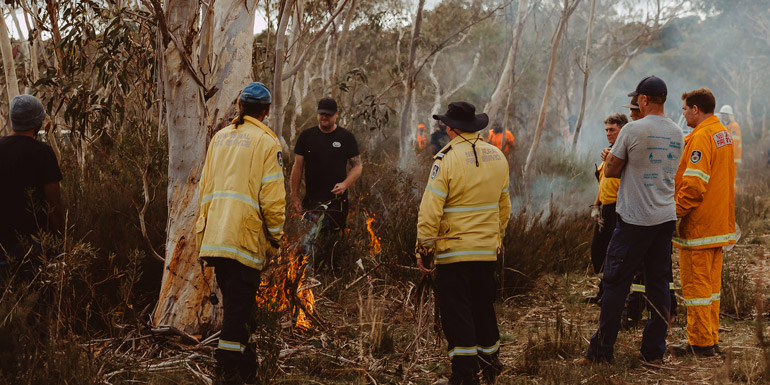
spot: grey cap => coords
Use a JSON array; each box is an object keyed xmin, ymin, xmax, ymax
[{"xmin": 10, "ymin": 94, "xmax": 46, "ymax": 132}]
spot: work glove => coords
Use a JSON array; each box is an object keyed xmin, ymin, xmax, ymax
[
  {"xmin": 415, "ymin": 243, "xmax": 434, "ymax": 275},
  {"xmin": 590, "ymin": 204, "xmax": 604, "ymax": 231}
]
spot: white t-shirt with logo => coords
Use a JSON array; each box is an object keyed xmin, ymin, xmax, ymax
[{"xmin": 610, "ymin": 114, "xmax": 684, "ymax": 226}]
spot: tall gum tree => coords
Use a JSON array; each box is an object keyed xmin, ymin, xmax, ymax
[{"xmin": 150, "ymin": 0, "xmax": 257, "ymax": 334}]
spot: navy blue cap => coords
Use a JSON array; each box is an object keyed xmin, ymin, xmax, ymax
[
  {"xmin": 240, "ymin": 82, "xmax": 271, "ymax": 104},
  {"xmin": 628, "ymin": 75, "xmax": 667, "ymax": 98}
]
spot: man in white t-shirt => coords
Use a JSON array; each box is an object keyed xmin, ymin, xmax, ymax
[{"xmin": 579, "ymin": 76, "xmax": 684, "ymax": 365}]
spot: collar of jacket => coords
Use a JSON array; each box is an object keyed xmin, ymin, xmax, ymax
[
  {"xmin": 449, "ymin": 131, "xmax": 483, "ymax": 146},
  {"xmin": 234, "ymin": 115, "xmax": 278, "ymax": 139},
  {"xmin": 685, "ymin": 115, "xmax": 721, "ymax": 143}
]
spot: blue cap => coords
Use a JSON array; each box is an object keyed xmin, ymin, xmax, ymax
[
  {"xmin": 240, "ymin": 82, "xmax": 271, "ymax": 104},
  {"xmin": 627, "ymin": 75, "xmax": 667, "ymax": 98}
]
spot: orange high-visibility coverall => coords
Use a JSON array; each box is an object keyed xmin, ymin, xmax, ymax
[
  {"xmin": 416, "ymin": 124, "xmax": 427, "ymax": 150},
  {"xmin": 673, "ymin": 115, "xmax": 736, "ymax": 348},
  {"xmin": 487, "ymin": 130, "xmax": 515, "ymax": 154}
]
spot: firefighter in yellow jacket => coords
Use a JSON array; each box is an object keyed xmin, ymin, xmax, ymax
[
  {"xmin": 416, "ymin": 101, "xmax": 511, "ymax": 385},
  {"xmin": 196, "ymin": 82, "xmax": 286, "ymax": 383},
  {"xmin": 671, "ymin": 88, "xmax": 735, "ymax": 357}
]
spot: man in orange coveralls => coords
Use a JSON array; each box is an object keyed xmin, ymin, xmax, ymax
[
  {"xmin": 487, "ymin": 122, "xmax": 515, "ymax": 154},
  {"xmin": 671, "ymin": 88, "xmax": 736, "ymax": 357},
  {"xmin": 416, "ymin": 124, "xmax": 428, "ymax": 151}
]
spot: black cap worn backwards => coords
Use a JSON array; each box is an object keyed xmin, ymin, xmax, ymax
[
  {"xmin": 627, "ymin": 75, "xmax": 667, "ymax": 98},
  {"xmin": 317, "ymin": 97, "xmax": 338, "ymax": 115}
]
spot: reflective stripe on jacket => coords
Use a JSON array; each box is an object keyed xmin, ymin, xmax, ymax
[
  {"xmin": 673, "ymin": 115, "xmax": 735, "ymax": 250},
  {"xmin": 196, "ymin": 115, "xmax": 286, "ymax": 270},
  {"xmin": 417, "ymin": 132, "xmax": 511, "ymax": 265},
  {"xmin": 597, "ymin": 161, "xmax": 620, "ymax": 205}
]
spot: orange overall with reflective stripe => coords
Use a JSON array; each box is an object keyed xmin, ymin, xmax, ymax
[{"xmin": 673, "ymin": 114, "xmax": 735, "ymax": 347}]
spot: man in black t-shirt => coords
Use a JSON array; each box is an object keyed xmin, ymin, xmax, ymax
[
  {"xmin": 291, "ymin": 97, "xmax": 362, "ymax": 268},
  {"xmin": 0, "ymin": 94, "xmax": 63, "ymax": 280}
]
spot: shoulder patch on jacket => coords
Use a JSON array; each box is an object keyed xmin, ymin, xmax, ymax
[
  {"xmin": 690, "ymin": 150, "xmax": 702, "ymax": 164},
  {"xmin": 712, "ymin": 130, "xmax": 733, "ymax": 148},
  {"xmin": 430, "ymin": 164, "xmax": 440, "ymax": 179},
  {"xmin": 277, "ymin": 151, "xmax": 283, "ymax": 167},
  {"xmin": 433, "ymin": 145, "xmax": 452, "ymax": 160}
]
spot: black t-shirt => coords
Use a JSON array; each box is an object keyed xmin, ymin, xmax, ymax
[
  {"xmin": 430, "ymin": 130, "xmax": 450, "ymax": 155},
  {"xmin": 0, "ymin": 135, "xmax": 63, "ymax": 248},
  {"xmin": 294, "ymin": 126, "xmax": 359, "ymax": 204}
]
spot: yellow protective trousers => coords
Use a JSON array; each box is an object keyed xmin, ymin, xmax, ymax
[{"xmin": 679, "ymin": 247, "xmax": 722, "ymax": 347}]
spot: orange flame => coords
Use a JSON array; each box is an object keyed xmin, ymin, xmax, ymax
[
  {"xmin": 255, "ymin": 248, "xmax": 315, "ymax": 331},
  {"xmin": 366, "ymin": 214, "xmax": 382, "ymax": 255}
]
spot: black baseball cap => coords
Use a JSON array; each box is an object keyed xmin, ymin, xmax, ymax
[
  {"xmin": 317, "ymin": 97, "xmax": 338, "ymax": 115},
  {"xmin": 627, "ymin": 75, "xmax": 667, "ymax": 98}
]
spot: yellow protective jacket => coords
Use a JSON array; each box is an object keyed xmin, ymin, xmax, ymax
[
  {"xmin": 726, "ymin": 121, "xmax": 742, "ymax": 165},
  {"xmin": 416, "ymin": 132, "xmax": 511, "ymax": 265},
  {"xmin": 673, "ymin": 115, "xmax": 736, "ymax": 250},
  {"xmin": 196, "ymin": 115, "xmax": 286, "ymax": 270},
  {"xmin": 597, "ymin": 161, "xmax": 620, "ymax": 205}
]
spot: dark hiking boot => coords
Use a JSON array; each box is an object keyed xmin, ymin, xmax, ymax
[
  {"xmin": 669, "ymin": 342, "xmax": 715, "ymax": 357},
  {"xmin": 479, "ymin": 356, "xmax": 503, "ymax": 384},
  {"xmin": 447, "ymin": 373, "xmax": 481, "ymax": 385}
]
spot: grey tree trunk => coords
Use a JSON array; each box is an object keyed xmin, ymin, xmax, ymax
[
  {"xmin": 398, "ymin": 0, "xmax": 426, "ymax": 169},
  {"xmin": 523, "ymin": 0, "xmax": 579, "ymax": 181},
  {"xmin": 152, "ymin": 0, "xmax": 210, "ymax": 333},
  {"xmin": 571, "ymin": 0, "xmax": 596, "ymax": 150},
  {"xmin": 484, "ymin": 0, "xmax": 528, "ymax": 123},
  {"xmin": 272, "ymin": 0, "xmax": 293, "ymax": 140}
]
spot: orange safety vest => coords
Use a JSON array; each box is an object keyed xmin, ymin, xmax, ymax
[
  {"xmin": 487, "ymin": 130, "xmax": 515, "ymax": 153},
  {"xmin": 673, "ymin": 115, "xmax": 736, "ymax": 250},
  {"xmin": 416, "ymin": 131, "xmax": 427, "ymax": 149}
]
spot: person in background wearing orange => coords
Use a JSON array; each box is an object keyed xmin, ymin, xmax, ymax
[
  {"xmin": 718, "ymin": 105, "xmax": 741, "ymax": 182},
  {"xmin": 487, "ymin": 122, "xmax": 515, "ymax": 154},
  {"xmin": 416, "ymin": 124, "xmax": 427, "ymax": 151}
]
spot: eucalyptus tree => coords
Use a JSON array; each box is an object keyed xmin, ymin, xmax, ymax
[{"xmin": 145, "ymin": 0, "xmax": 258, "ymax": 333}]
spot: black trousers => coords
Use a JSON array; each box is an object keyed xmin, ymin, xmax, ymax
[
  {"xmin": 590, "ymin": 203, "xmax": 617, "ymax": 297},
  {"xmin": 302, "ymin": 198, "xmax": 349, "ymax": 270},
  {"xmin": 436, "ymin": 261, "xmax": 500, "ymax": 380},
  {"xmin": 204, "ymin": 257, "xmax": 261, "ymax": 380}
]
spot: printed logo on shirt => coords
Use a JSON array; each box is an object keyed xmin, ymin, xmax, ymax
[
  {"xmin": 690, "ymin": 150, "xmax": 702, "ymax": 164},
  {"xmin": 332, "ymin": 141, "xmax": 342, "ymax": 148},
  {"xmin": 430, "ymin": 165, "xmax": 440, "ymax": 179},
  {"xmin": 277, "ymin": 151, "xmax": 283, "ymax": 167},
  {"xmin": 712, "ymin": 130, "xmax": 733, "ymax": 148}
]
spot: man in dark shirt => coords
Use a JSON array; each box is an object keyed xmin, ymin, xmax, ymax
[
  {"xmin": 430, "ymin": 120, "xmax": 450, "ymax": 155},
  {"xmin": 290, "ymin": 97, "xmax": 362, "ymax": 269},
  {"xmin": 0, "ymin": 94, "xmax": 63, "ymax": 280}
]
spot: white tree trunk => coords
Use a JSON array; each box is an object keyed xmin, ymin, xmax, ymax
[
  {"xmin": 484, "ymin": 0, "xmax": 528, "ymax": 122},
  {"xmin": 398, "ymin": 0, "xmax": 426, "ymax": 169},
  {"xmin": 0, "ymin": 9, "xmax": 20, "ymax": 135},
  {"xmin": 523, "ymin": 0, "xmax": 579, "ymax": 180},
  {"xmin": 153, "ymin": 0, "xmax": 212, "ymax": 333},
  {"xmin": 571, "ymin": 0, "xmax": 596, "ymax": 150},
  {"xmin": 272, "ymin": 0, "xmax": 293, "ymax": 140},
  {"xmin": 205, "ymin": 0, "xmax": 258, "ymax": 134}
]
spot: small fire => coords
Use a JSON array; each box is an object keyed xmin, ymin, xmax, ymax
[
  {"xmin": 255, "ymin": 248, "xmax": 315, "ymax": 331},
  {"xmin": 366, "ymin": 214, "xmax": 382, "ymax": 255}
]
